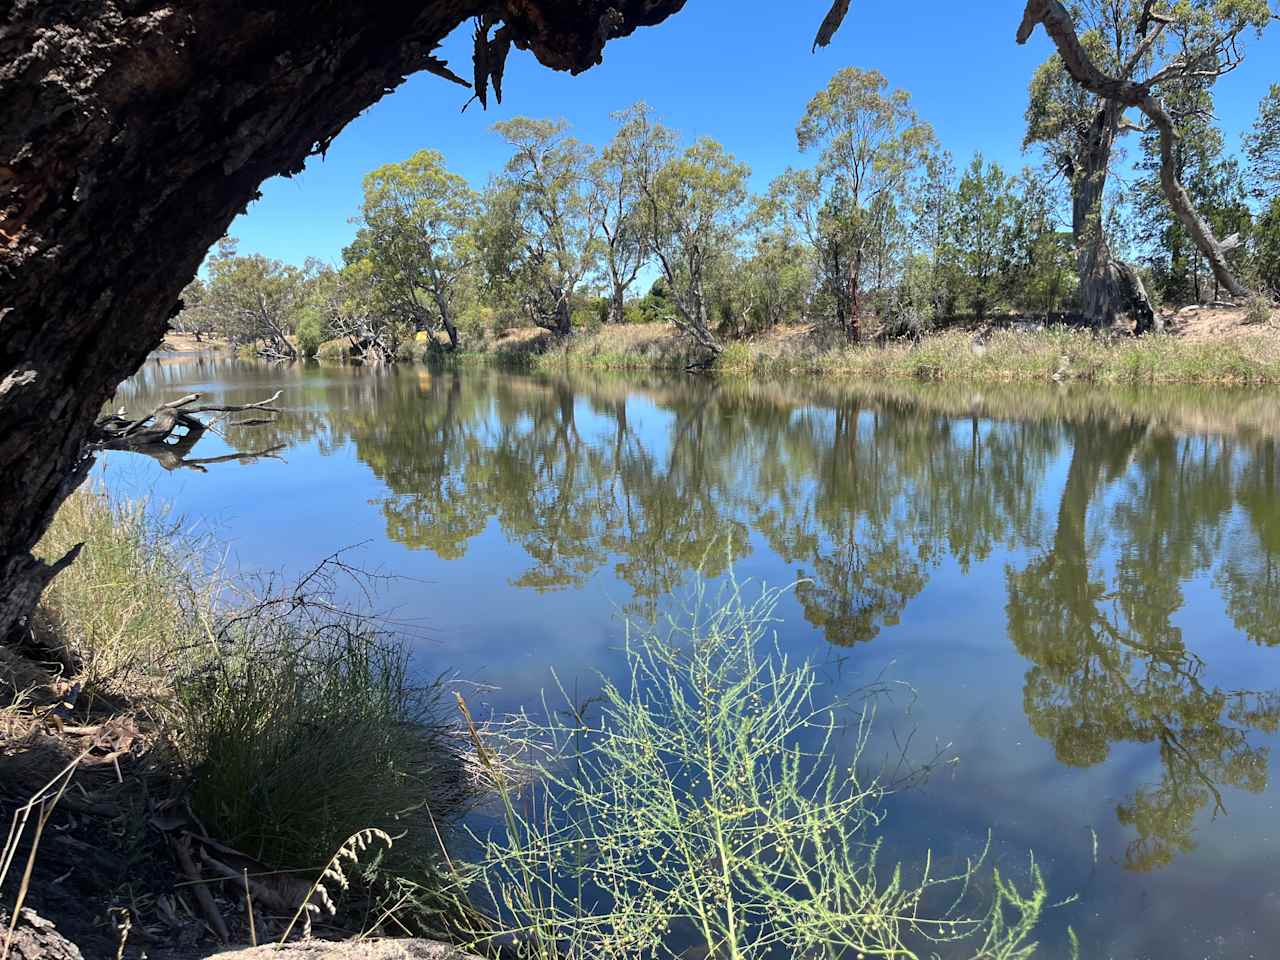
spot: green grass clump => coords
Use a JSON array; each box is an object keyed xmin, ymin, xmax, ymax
[
  {"xmin": 177, "ymin": 592, "xmax": 463, "ymax": 875},
  {"xmin": 463, "ymin": 575, "xmax": 1053, "ymax": 960},
  {"xmin": 36, "ymin": 486, "xmax": 469, "ymax": 906},
  {"xmin": 36, "ymin": 486, "xmax": 208, "ymax": 692}
]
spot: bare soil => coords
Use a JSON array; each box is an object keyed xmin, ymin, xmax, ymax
[
  {"xmin": 155, "ymin": 332, "xmax": 228, "ymax": 354},
  {"xmin": 1163, "ymin": 303, "xmax": 1279, "ymax": 343}
]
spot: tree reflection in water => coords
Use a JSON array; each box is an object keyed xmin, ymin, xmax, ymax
[{"xmin": 121, "ymin": 362, "xmax": 1280, "ymax": 871}]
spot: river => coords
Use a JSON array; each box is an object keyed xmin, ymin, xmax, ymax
[{"xmin": 106, "ymin": 353, "xmax": 1280, "ymax": 958}]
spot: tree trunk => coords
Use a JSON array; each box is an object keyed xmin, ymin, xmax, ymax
[
  {"xmin": 609, "ymin": 284, "xmax": 627, "ymax": 325},
  {"xmin": 1017, "ymin": 0, "xmax": 1250, "ymax": 307},
  {"xmin": 441, "ymin": 312, "xmax": 461, "ymax": 350},
  {"xmin": 846, "ymin": 248, "xmax": 863, "ymax": 342},
  {"xmin": 1072, "ymin": 102, "xmax": 1157, "ymax": 333},
  {"xmin": 0, "ymin": 0, "xmax": 687, "ymax": 645},
  {"xmin": 554, "ymin": 295, "xmax": 574, "ymax": 337}
]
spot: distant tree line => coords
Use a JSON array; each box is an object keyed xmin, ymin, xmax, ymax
[{"xmin": 174, "ymin": 44, "xmax": 1279, "ymax": 359}]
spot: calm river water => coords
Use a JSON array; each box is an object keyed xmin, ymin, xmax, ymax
[{"xmin": 107, "ymin": 354, "xmax": 1280, "ymax": 959}]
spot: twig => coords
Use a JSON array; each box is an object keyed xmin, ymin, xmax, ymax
[
  {"xmin": 173, "ymin": 836, "xmax": 229, "ymax": 944},
  {"xmin": 243, "ymin": 869, "xmax": 257, "ymax": 948},
  {"xmin": 1, "ymin": 760, "xmax": 80, "ymax": 960}
]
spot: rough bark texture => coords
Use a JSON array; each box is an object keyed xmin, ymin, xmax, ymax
[
  {"xmin": 1072, "ymin": 101, "xmax": 1157, "ymax": 332},
  {"xmin": 1017, "ymin": 0, "xmax": 1251, "ymax": 304},
  {"xmin": 0, "ymin": 0, "xmax": 686, "ymax": 644},
  {"xmin": 0, "ymin": 909, "xmax": 85, "ymax": 960}
]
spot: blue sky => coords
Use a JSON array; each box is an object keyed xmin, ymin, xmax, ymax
[{"xmin": 228, "ymin": 1, "xmax": 1279, "ymax": 267}]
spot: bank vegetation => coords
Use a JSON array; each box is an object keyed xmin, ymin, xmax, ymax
[
  {"xmin": 172, "ymin": 17, "xmax": 1280, "ymax": 378},
  {"xmin": 3, "ymin": 489, "xmax": 1064, "ymax": 958}
]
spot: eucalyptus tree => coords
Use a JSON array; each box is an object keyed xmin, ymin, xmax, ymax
[
  {"xmin": 590, "ymin": 106, "xmax": 651, "ymax": 324},
  {"xmin": 300, "ymin": 259, "xmax": 410, "ymax": 363},
  {"xmin": 203, "ymin": 237, "xmax": 304, "ymax": 360},
  {"xmin": 484, "ymin": 117, "xmax": 599, "ymax": 337},
  {"xmin": 346, "ymin": 149, "xmax": 476, "ymax": 351},
  {"xmin": 909, "ymin": 150, "xmax": 959, "ymax": 319},
  {"xmin": 617, "ymin": 103, "xmax": 750, "ymax": 356},
  {"xmin": 1004, "ymin": 169, "xmax": 1076, "ymax": 315},
  {"xmin": 1019, "ymin": 0, "xmax": 1272, "ymax": 328},
  {"xmin": 950, "ymin": 154, "xmax": 1014, "ymax": 321},
  {"xmin": 170, "ymin": 277, "xmax": 216, "ymax": 342},
  {"xmin": 1245, "ymin": 85, "xmax": 1280, "ymax": 295},
  {"xmin": 1243, "ymin": 83, "xmax": 1280, "ymax": 200},
  {"xmin": 1131, "ymin": 76, "xmax": 1253, "ymax": 304},
  {"xmin": 725, "ymin": 227, "xmax": 812, "ymax": 336},
  {"xmin": 780, "ymin": 68, "xmax": 935, "ymax": 341}
]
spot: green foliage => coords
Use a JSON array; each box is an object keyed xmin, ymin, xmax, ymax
[
  {"xmin": 622, "ymin": 102, "xmax": 751, "ymax": 351},
  {"xmin": 1244, "ymin": 83, "xmax": 1280, "ymax": 200},
  {"xmin": 1134, "ymin": 76, "xmax": 1254, "ymax": 304},
  {"xmin": 179, "ymin": 595, "xmax": 457, "ymax": 875},
  {"xmin": 204, "ymin": 237, "xmax": 306, "ymax": 358},
  {"xmin": 345, "ymin": 148, "xmax": 477, "ymax": 351},
  {"xmin": 1253, "ymin": 196, "xmax": 1280, "ymax": 297},
  {"xmin": 776, "ymin": 68, "xmax": 935, "ymax": 336},
  {"xmin": 485, "ymin": 118, "xmax": 599, "ymax": 337},
  {"xmin": 464, "ymin": 575, "xmax": 1050, "ymax": 960},
  {"xmin": 950, "ymin": 154, "xmax": 1013, "ymax": 320},
  {"xmin": 591, "ymin": 105, "xmax": 652, "ymax": 322}
]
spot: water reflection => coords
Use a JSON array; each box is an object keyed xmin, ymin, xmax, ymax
[{"xmin": 114, "ymin": 358, "xmax": 1280, "ymax": 884}]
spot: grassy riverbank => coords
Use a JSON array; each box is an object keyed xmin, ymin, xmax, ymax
[
  {"xmin": 6, "ymin": 486, "xmax": 1063, "ymax": 958},
  {"xmin": 442, "ymin": 306, "xmax": 1280, "ymax": 386},
  {"xmin": 5, "ymin": 487, "xmax": 472, "ymax": 952}
]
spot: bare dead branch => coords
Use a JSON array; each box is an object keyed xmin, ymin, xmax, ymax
[{"xmin": 1017, "ymin": 0, "xmax": 1252, "ymax": 300}]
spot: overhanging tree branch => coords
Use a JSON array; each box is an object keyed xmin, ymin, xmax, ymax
[{"xmin": 1017, "ymin": 0, "xmax": 1252, "ymax": 300}]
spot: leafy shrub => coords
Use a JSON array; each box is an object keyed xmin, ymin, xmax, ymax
[
  {"xmin": 1244, "ymin": 291, "xmax": 1274, "ymax": 326},
  {"xmin": 464, "ymin": 576, "xmax": 1052, "ymax": 960}
]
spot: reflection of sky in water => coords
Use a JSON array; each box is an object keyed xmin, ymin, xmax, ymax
[{"xmin": 104, "ymin": 357, "xmax": 1280, "ymax": 958}]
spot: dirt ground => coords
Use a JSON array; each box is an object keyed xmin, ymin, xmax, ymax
[
  {"xmin": 155, "ymin": 332, "xmax": 227, "ymax": 354},
  {"xmin": 1163, "ymin": 303, "xmax": 1279, "ymax": 343}
]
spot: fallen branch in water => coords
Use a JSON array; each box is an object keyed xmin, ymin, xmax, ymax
[{"xmin": 90, "ymin": 391, "xmax": 285, "ymax": 472}]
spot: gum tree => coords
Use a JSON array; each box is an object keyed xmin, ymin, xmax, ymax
[
  {"xmin": 590, "ymin": 105, "xmax": 652, "ymax": 325},
  {"xmin": 1245, "ymin": 84, "xmax": 1280, "ymax": 295},
  {"xmin": 623, "ymin": 106, "xmax": 750, "ymax": 357},
  {"xmin": 484, "ymin": 118, "xmax": 598, "ymax": 337},
  {"xmin": 346, "ymin": 149, "xmax": 478, "ymax": 351},
  {"xmin": 776, "ymin": 69, "xmax": 934, "ymax": 341},
  {"xmin": 1018, "ymin": 0, "xmax": 1272, "ymax": 329}
]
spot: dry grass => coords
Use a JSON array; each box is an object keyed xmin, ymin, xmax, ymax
[
  {"xmin": 445, "ymin": 314, "xmax": 1280, "ymax": 385},
  {"xmin": 719, "ymin": 323, "xmax": 1280, "ymax": 386},
  {"xmin": 12, "ymin": 486, "xmax": 476, "ymax": 944}
]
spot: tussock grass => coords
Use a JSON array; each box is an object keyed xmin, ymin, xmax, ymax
[
  {"xmin": 35, "ymin": 489, "xmax": 209, "ymax": 693},
  {"xmin": 460, "ymin": 575, "xmax": 1057, "ymax": 960},
  {"xmin": 532, "ymin": 324, "xmax": 698, "ymax": 371},
  {"xmin": 455, "ymin": 320, "xmax": 1280, "ymax": 385},
  {"xmin": 33, "ymin": 487, "xmax": 470, "ymax": 911},
  {"xmin": 739, "ymin": 326, "xmax": 1280, "ymax": 386}
]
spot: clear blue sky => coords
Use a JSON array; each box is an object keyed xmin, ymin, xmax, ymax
[{"xmin": 228, "ymin": 1, "xmax": 1279, "ymax": 267}]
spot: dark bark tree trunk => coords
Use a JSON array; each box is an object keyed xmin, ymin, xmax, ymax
[
  {"xmin": 609, "ymin": 284, "xmax": 627, "ymax": 325},
  {"xmin": 0, "ymin": 0, "xmax": 686, "ymax": 644},
  {"xmin": 1017, "ymin": 0, "xmax": 1250, "ymax": 308},
  {"xmin": 847, "ymin": 248, "xmax": 863, "ymax": 342},
  {"xmin": 1072, "ymin": 102, "xmax": 1157, "ymax": 333}
]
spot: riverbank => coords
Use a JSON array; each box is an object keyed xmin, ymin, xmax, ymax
[
  {"xmin": 445, "ymin": 304, "xmax": 1280, "ymax": 385},
  {"xmin": 6, "ymin": 479, "xmax": 1061, "ymax": 959},
  {"xmin": 3, "ymin": 488, "xmax": 474, "ymax": 958}
]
